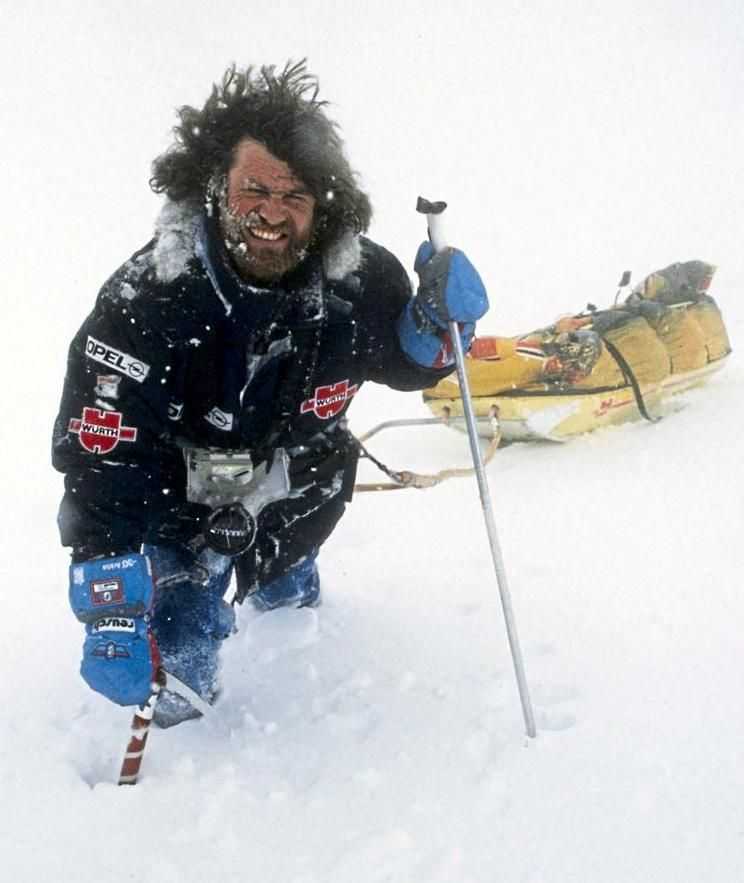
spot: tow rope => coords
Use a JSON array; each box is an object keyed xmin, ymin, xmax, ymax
[{"xmin": 352, "ymin": 410, "xmax": 501, "ymax": 492}]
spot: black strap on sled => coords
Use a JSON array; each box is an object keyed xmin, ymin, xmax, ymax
[{"xmin": 600, "ymin": 336, "xmax": 660, "ymax": 423}]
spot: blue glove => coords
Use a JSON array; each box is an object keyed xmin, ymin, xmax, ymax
[
  {"xmin": 397, "ymin": 241, "xmax": 489, "ymax": 368},
  {"xmin": 69, "ymin": 553, "xmax": 160, "ymax": 706}
]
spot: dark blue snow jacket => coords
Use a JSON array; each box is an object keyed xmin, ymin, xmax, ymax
[{"xmin": 52, "ymin": 202, "xmax": 447, "ymax": 590}]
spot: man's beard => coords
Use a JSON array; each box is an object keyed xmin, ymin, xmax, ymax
[{"xmin": 218, "ymin": 204, "xmax": 313, "ymax": 284}]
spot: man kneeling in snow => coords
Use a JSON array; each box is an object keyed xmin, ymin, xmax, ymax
[{"xmin": 53, "ymin": 61, "xmax": 488, "ymax": 727}]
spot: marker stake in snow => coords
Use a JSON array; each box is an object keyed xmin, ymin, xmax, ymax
[{"xmin": 417, "ymin": 197, "xmax": 536, "ymax": 739}]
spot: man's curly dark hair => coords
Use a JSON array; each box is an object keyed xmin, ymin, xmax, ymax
[{"xmin": 150, "ymin": 61, "xmax": 372, "ymax": 254}]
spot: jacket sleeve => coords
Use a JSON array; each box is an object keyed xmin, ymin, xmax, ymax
[
  {"xmin": 355, "ymin": 239, "xmax": 453, "ymax": 390},
  {"xmin": 52, "ymin": 277, "xmax": 189, "ymax": 559}
]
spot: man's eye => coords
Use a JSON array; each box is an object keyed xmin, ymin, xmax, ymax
[
  {"xmin": 286, "ymin": 193, "xmax": 310, "ymax": 206},
  {"xmin": 240, "ymin": 187, "xmax": 268, "ymax": 198}
]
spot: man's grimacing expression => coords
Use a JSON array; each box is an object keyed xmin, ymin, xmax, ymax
[{"xmin": 219, "ymin": 138, "xmax": 317, "ymax": 282}]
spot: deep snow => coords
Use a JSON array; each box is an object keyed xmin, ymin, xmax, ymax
[
  {"xmin": 2, "ymin": 2, "xmax": 743, "ymax": 881},
  {"xmin": 4, "ymin": 345, "xmax": 743, "ymax": 883}
]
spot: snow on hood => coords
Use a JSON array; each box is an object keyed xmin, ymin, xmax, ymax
[
  {"xmin": 152, "ymin": 200, "xmax": 362, "ymax": 284},
  {"xmin": 152, "ymin": 200, "xmax": 203, "ymax": 284}
]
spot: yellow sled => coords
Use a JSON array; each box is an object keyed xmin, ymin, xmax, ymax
[{"xmin": 424, "ymin": 261, "xmax": 731, "ymax": 441}]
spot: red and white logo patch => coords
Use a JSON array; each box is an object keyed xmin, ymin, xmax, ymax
[
  {"xmin": 300, "ymin": 380, "xmax": 358, "ymax": 420},
  {"xmin": 68, "ymin": 407, "xmax": 138, "ymax": 454}
]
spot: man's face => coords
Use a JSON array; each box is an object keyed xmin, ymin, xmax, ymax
[{"xmin": 219, "ymin": 139, "xmax": 317, "ymax": 282}]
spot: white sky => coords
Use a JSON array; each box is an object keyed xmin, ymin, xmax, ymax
[
  {"xmin": 6, "ymin": 1, "xmax": 743, "ymax": 310},
  {"xmin": 0, "ymin": 8, "xmax": 742, "ymax": 877}
]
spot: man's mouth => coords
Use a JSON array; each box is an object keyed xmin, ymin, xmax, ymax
[{"xmin": 248, "ymin": 224, "xmax": 287, "ymax": 243}]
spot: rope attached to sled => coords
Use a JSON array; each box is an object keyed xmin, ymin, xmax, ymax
[{"xmin": 353, "ymin": 409, "xmax": 502, "ymax": 492}]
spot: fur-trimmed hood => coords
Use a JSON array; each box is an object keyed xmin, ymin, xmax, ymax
[{"xmin": 152, "ymin": 200, "xmax": 362, "ymax": 286}]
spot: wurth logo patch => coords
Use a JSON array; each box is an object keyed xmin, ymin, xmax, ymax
[
  {"xmin": 68, "ymin": 407, "xmax": 138, "ymax": 454},
  {"xmin": 301, "ymin": 380, "xmax": 358, "ymax": 420}
]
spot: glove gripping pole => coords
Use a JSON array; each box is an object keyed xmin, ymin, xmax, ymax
[{"xmin": 417, "ymin": 197, "xmax": 536, "ymax": 739}]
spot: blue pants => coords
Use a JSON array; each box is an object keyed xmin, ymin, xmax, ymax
[{"xmin": 144, "ymin": 544, "xmax": 320, "ymax": 722}]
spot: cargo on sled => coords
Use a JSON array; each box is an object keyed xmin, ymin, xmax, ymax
[
  {"xmin": 354, "ymin": 260, "xmax": 730, "ymax": 491},
  {"xmin": 422, "ymin": 260, "xmax": 731, "ymax": 442}
]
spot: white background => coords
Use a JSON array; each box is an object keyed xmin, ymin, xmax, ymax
[{"xmin": 2, "ymin": 2, "xmax": 743, "ymax": 881}]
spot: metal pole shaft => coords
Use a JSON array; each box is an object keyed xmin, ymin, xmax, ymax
[
  {"xmin": 448, "ymin": 320, "xmax": 537, "ymax": 738},
  {"xmin": 420, "ymin": 199, "xmax": 536, "ymax": 738}
]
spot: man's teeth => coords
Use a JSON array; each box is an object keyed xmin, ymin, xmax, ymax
[{"xmin": 249, "ymin": 226, "xmax": 284, "ymax": 241}]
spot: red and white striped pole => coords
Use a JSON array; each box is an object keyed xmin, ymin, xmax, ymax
[{"xmin": 118, "ymin": 682, "xmax": 161, "ymax": 786}]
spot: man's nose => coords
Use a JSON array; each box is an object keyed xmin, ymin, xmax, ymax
[{"xmin": 256, "ymin": 196, "xmax": 288, "ymax": 225}]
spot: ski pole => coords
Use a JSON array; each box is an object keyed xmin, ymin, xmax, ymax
[
  {"xmin": 416, "ymin": 197, "xmax": 537, "ymax": 739},
  {"xmin": 118, "ymin": 679, "xmax": 161, "ymax": 786},
  {"xmin": 116, "ymin": 669, "xmax": 213, "ymax": 785}
]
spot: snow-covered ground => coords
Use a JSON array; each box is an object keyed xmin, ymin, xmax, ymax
[
  {"xmin": 3, "ymin": 3, "xmax": 743, "ymax": 881},
  {"xmin": 7, "ymin": 351, "xmax": 743, "ymax": 883}
]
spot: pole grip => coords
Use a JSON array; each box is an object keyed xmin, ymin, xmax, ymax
[
  {"xmin": 427, "ymin": 212, "xmax": 449, "ymax": 254},
  {"xmin": 416, "ymin": 195, "xmax": 449, "ymax": 253}
]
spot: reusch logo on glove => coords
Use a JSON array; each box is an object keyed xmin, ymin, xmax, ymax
[
  {"xmin": 90, "ymin": 578, "xmax": 124, "ymax": 606},
  {"xmin": 69, "ymin": 407, "xmax": 137, "ymax": 454},
  {"xmin": 301, "ymin": 379, "xmax": 358, "ymax": 419},
  {"xmin": 92, "ymin": 616, "xmax": 136, "ymax": 633}
]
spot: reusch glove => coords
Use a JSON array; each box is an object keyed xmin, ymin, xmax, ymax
[
  {"xmin": 397, "ymin": 241, "xmax": 489, "ymax": 368},
  {"xmin": 69, "ymin": 552, "xmax": 160, "ymax": 706}
]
